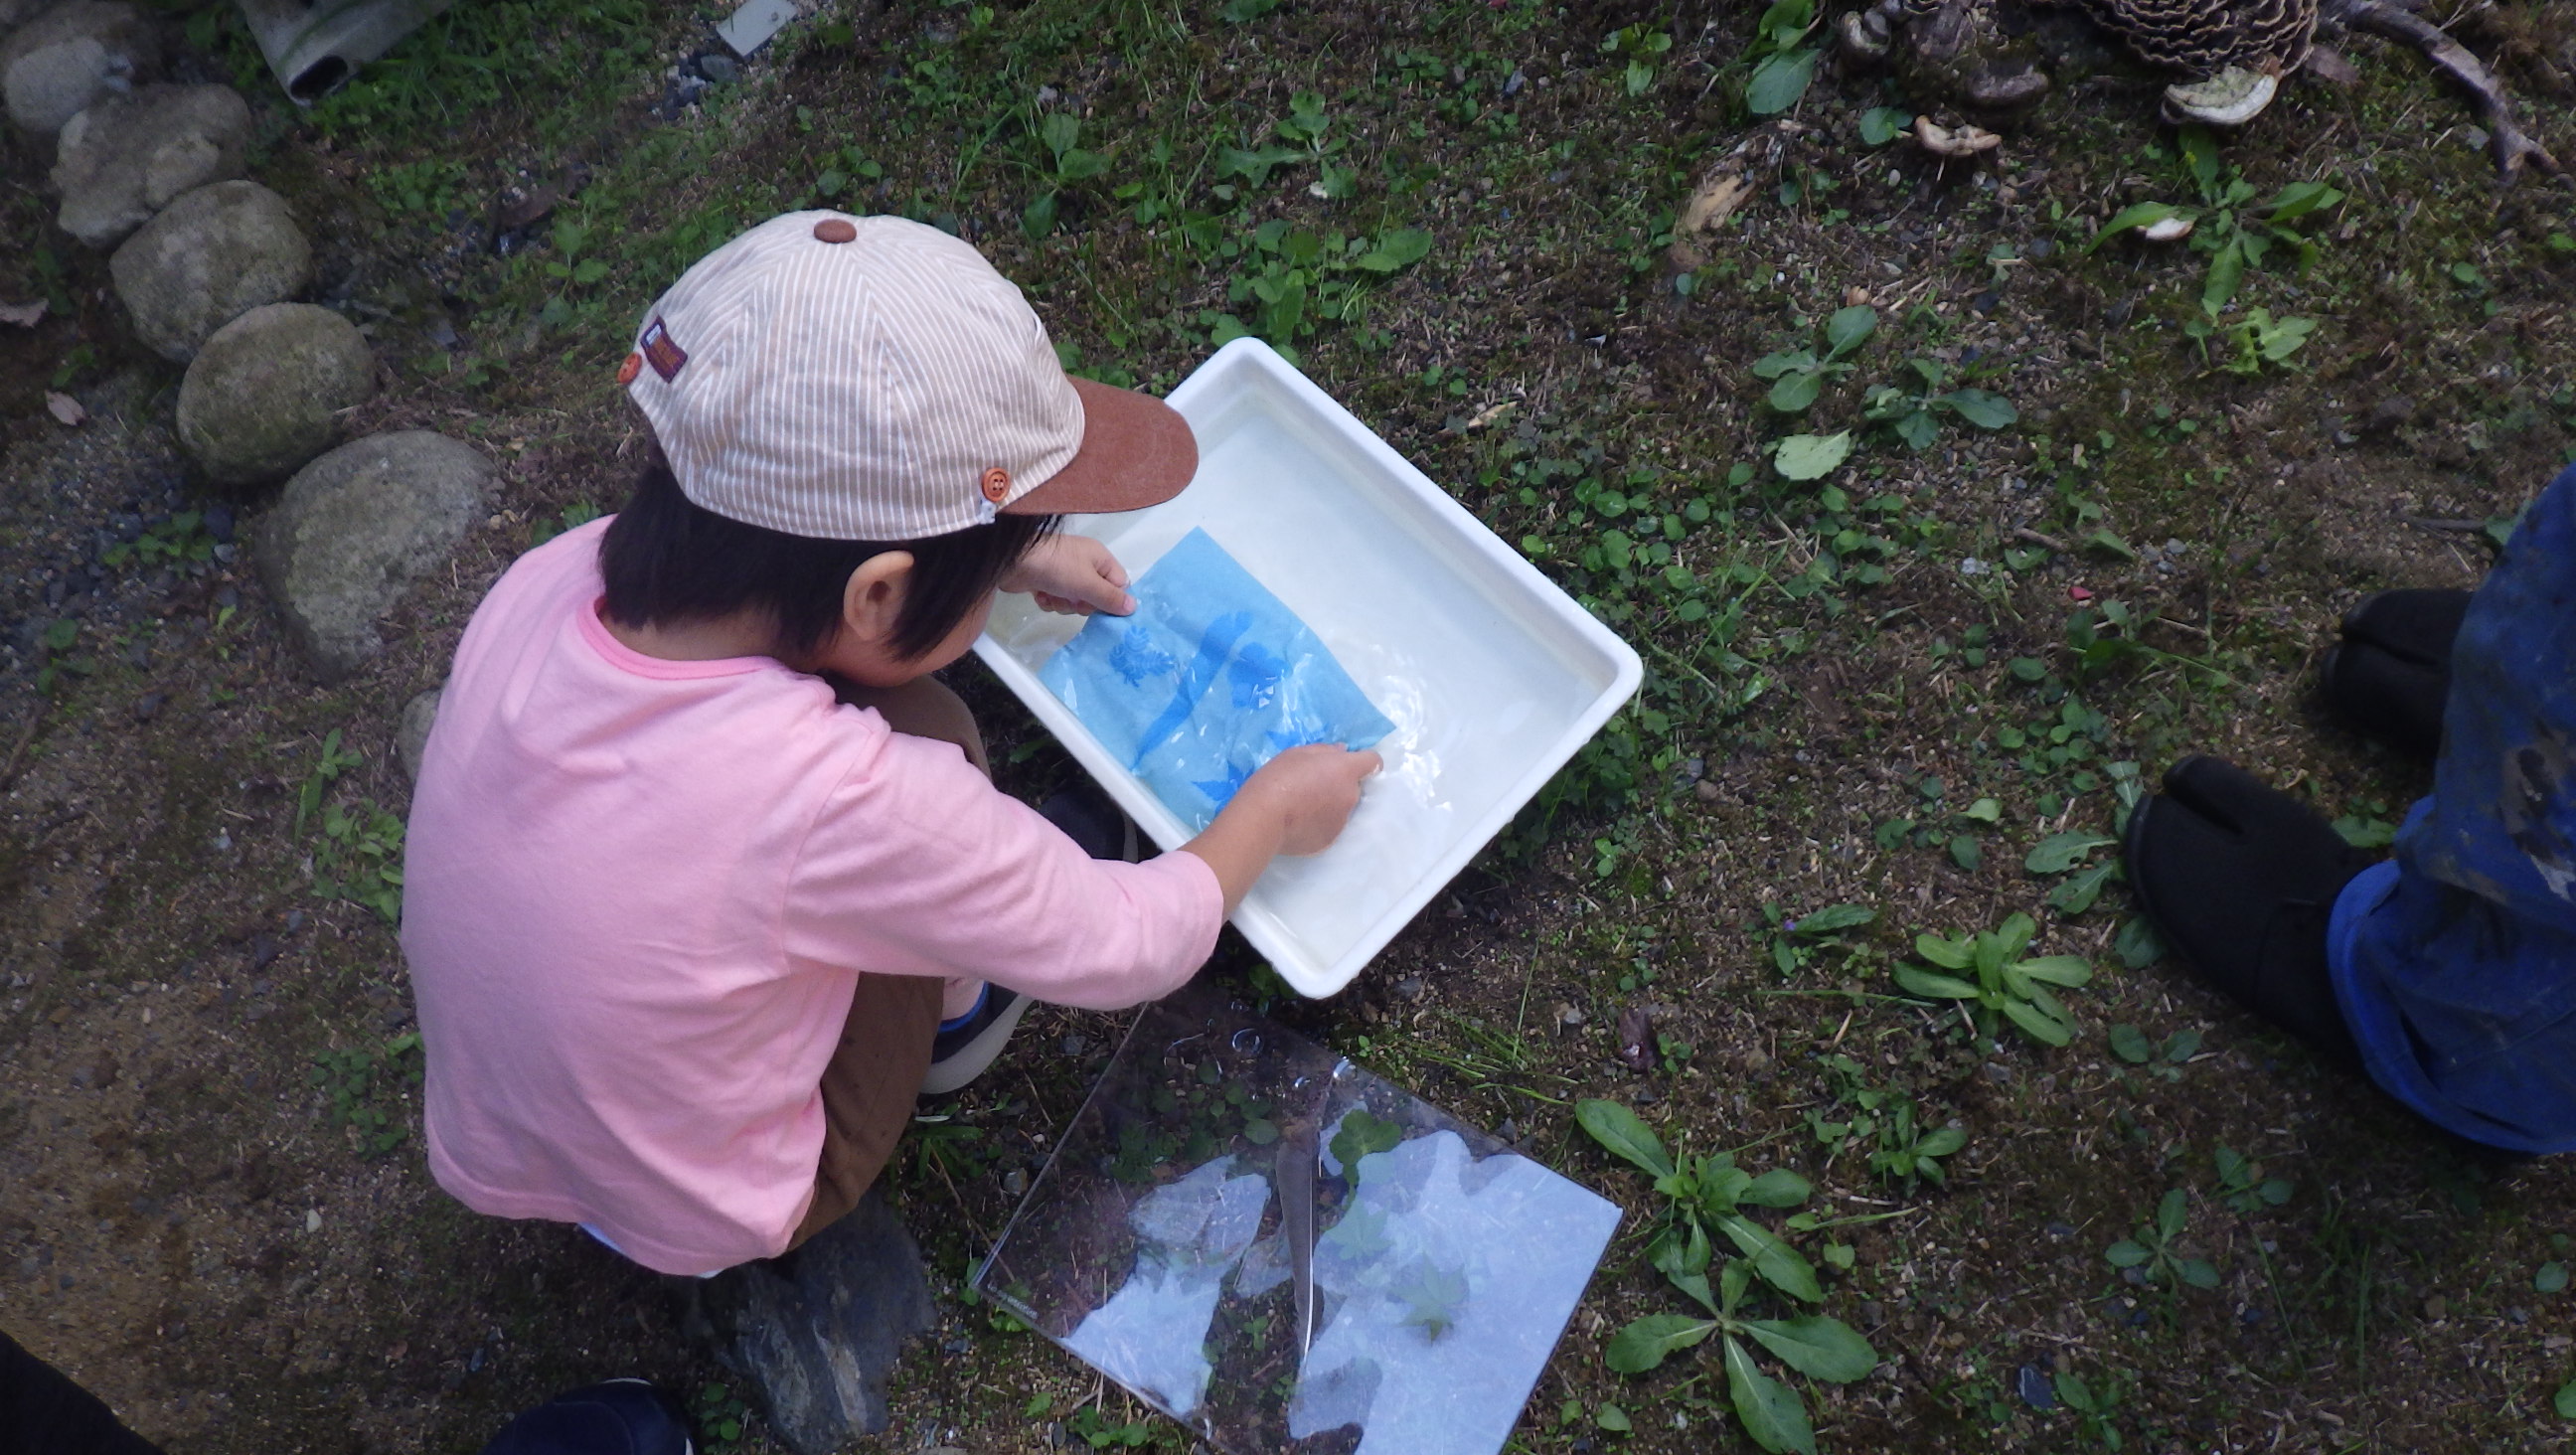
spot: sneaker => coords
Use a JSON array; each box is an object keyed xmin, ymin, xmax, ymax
[
  {"xmin": 920, "ymin": 985, "xmax": 1032, "ymax": 1097},
  {"xmin": 2319, "ymin": 587, "xmax": 2470, "ymax": 762},
  {"xmin": 477, "ymin": 1378, "xmax": 693, "ymax": 1455},
  {"xmin": 1039, "ymin": 780, "xmax": 1141, "ymax": 862},
  {"xmin": 2122, "ymin": 756, "xmax": 2374, "ymax": 1069}
]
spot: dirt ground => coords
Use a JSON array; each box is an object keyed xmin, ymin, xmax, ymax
[{"xmin": 4, "ymin": 1, "xmax": 2576, "ymax": 1452}]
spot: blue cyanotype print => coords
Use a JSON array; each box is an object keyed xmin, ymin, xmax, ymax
[{"xmin": 1040, "ymin": 528, "xmax": 1394, "ymax": 831}]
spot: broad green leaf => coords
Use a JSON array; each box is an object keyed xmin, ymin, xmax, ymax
[
  {"xmin": 1751, "ymin": 348, "xmax": 1815, "ymax": 380},
  {"xmin": 1917, "ymin": 1125, "xmax": 1968, "ymax": 1157},
  {"xmin": 2263, "ymin": 180, "xmax": 2343, "ymax": 222},
  {"xmin": 1823, "ymin": 305, "xmax": 1877, "ymax": 358},
  {"xmin": 1949, "ymin": 836, "xmax": 1981, "ymax": 871},
  {"xmin": 2026, "ymin": 831, "xmax": 2116, "ymax": 875},
  {"xmin": 1912, "ymin": 932, "xmax": 1973, "ymax": 971},
  {"xmin": 2109, "ymin": 1023, "xmax": 2153, "ymax": 1064},
  {"xmin": 1741, "ymin": 1169, "xmax": 1813, "ymax": 1209},
  {"xmin": 1743, "ymin": 50, "xmax": 1817, "ymax": 116},
  {"xmin": 2106, "ymin": 1240, "xmax": 2151, "ymax": 1268},
  {"xmin": 1055, "ymin": 148, "xmax": 1108, "ymax": 182},
  {"xmin": 1740, "ymin": 1315, "xmax": 1879, "ymax": 1382},
  {"xmin": 2199, "ymin": 238, "xmax": 2247, "ymax": 318},
  {"xmin": 2157, "ymin": 1189, "xmax": 2188, "ymax": 1240},
  {"xmin": 2046, "ymin": 861, "xmax": 2120, "ymax": 914},
  {"xmin": 1652, "ymin": 1219, "xmax": 1713, "ymax": 1281},
  {"xmin": 2086, "ymin": 201, "xmax": 2184, "ymax": 252},
  {"xmin": 1995, "ymin": 912, "xmax": 2036, "ymax": 962},
  {"xmin": 2055, "ymin": 1372, "xmax": 2096, "ymax": 1412},
  {"xmin": 1939, "ymin": 389, "xmax": 2017, "ymax": 429},
  {"xmin": 1892, "ymin": 964, "xmax": 1979, "ymax": 1001},
  {"xmin": 1724, "ymin": 1337, "xmax": 1819, "ymax": 1455},
  {"xmin": 1040, "ymin": 111, "xmax": 1082, "ymax": 159},
  {"xmin": 1022, "ymin": 190, "xmax": 1059, "ymax": 238},
  {"xmin": 2180, "ymin": 1258, "xmax": 2221, "ymax": 1289},
  {"xmin": 1356, "ymin": 227, "xmax": 1433, "ymax": 272},
  {"xmin": 2014, "ymin": 954, "xmax": 2094, "ymax": 988},
  {"xmin": 1717, "ymin": 1213, "xmax": 1823, "ymax": 1303},
  {"xmin": 1794, "ymin": 903, "xmax": 1875, "ymax": 934},
  {"xmin": 1767, "ymin": 372, "xmax": 1823, "ymax": 413},
  {"xmin": 2180, "ymin": 125, "xmax": 2222, "ymax": 193},
  {"xmin": 1671, "ymin": 1269, "xmax": 1720, "ymax": 1316},
  {"xmin": 1577, "ymin": 1098, "xmax": 1676, "ymax": 1179},
  {"xmin": 1596, "ymin": 1403, "xmax": 1634, "ymax": 1432},
  {"xmin": 2115, "ymin": 915, "xmax": 2166, "ymax": 968},
  {"xmin": 2556, "ymin": 1379, "xmax": 2576, "ymax": 1419},
  {"xmin": 1964, "ymin": 797, "xmax": 2002, "ymax": 824},
  {"xmin": 1772, "ymin": 431, "xmax": 1852, "ymax": 480},
  {"xmin": 2002, "ymin": 997, "xmax": 2073, "ymax": 1047},
  {"xmin": 1892, "ymin": 408, "xmax": 1937, "ymax": 450},
  {"xmin": 1604, "ymin": 1313, "xmax": 1717, "ymax": 1374},
  {"xmin": 1858, "ymin": 105, "xmax": 1912, "ymax": 146},
  {"xmin": 2538, "ymin": 1261, "xmax": 2569, "ymax": 1294}
]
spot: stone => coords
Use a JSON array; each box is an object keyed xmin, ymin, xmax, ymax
[
  {"xmin": 110, "ymin": 179, "xmax": 311, "ymax": 363},
  {"xmin": 252, "ymin": 431, "xmax": 491, "ymax": 682},
  {"xmin": 51, "ymin": 82, "xmax": 252, "ymax": 248},
  {"xmin": 175, "ymin": 302, "xmax": 374, "ymax": 486},
  {"xmin": 683, "ymin": 1187, "xmax": 935, "ymax": 1454},
  {"xmin": 397, "ymin": 686, "xmax": 440, "ymax": 783},
  {"xmin": 2, "ymin": 0, "xmax": 158, "ymax": 140}
]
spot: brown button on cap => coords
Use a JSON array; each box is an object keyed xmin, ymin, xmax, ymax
[
  {"xmin": 980, "ymin": 467, "xmax": 1011, "ymax": 503},
  {"xmin": 615, "ymin": 353, "xmax": 643, "ymax": 386},
  {"xmin": 812, "ymin": 219, "xmax": 858, "ymax": 243}
]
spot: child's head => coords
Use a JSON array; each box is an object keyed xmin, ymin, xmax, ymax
[{"xmin": 597, "ymin": 213, "xmax": 1196, "ymax": 672}]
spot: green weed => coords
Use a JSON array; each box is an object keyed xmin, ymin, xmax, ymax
[
  {"xmin": 1741, "ymin": 1, "xmax": 1822, "ymax": 115},
  {"xmin": 2105, "ymin": 1188, "xmax": 2221, "ymax": 1292},
  {"xmin": 1579, "ymin": 1099, "xmax": 1877, "ymax": 1454},
  {"xmin": 1892, "ymin": 911, "xmax": 2095, "ymax": 1047},
  {"xmin": 1752, "ymin": 306, "xmax": 1876, "ymax": 414},
  {"xmin": 1861, "ymin": 358, "xmax": 2017, "ymax": 449},
  {"xmin": 310, "ymin": 1033, "xmax": 422, "ymax": 1157}
]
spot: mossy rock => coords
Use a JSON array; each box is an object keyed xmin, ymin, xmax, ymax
[{"xmin": 175, "ymin": 302, "xmax": 377, "ymax": 489}]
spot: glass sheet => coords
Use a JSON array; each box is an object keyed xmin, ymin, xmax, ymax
[
  {"xmin": 975, "ymin": 984, "xmax": 1622, "ymax": 1455},
  {"xmin": 1037, "ymin": 527, "xmax": 1396, "ymax": 833}
]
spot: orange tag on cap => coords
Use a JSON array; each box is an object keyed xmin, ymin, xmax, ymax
[
  {"xmin": 615, "ymin": 353, "xmax": 642, "ymax": 386},
  {"xmin": 980, "ymin": 467, "xmax": 1011, "ymax": 503}
]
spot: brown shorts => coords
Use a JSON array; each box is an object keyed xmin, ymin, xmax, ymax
[{"xmin": 787, "ymin": 971, "xmax": 943, "ymax": 1248}]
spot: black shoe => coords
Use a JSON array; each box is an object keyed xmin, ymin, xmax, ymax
[
  {"xmin": 2123, "ymin": 756, "xmax": 2375, "ymax": 1069},
  {"xmin": 921, "ymin": 986, "xmax": 1030, "ymax": 1097},
  {"xmin": 2320, "ymin": 588, "xmax": 2470, "ymax": 762},
  {"xmin": 478, "ymin": 1379, "xmax": 693, "ymax": 1455},
  {"xmin": 1039, "ymin": 780, "xmax": 1141, "ymax": 862}
]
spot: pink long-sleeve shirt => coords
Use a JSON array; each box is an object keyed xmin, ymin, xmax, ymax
[{"xmin": 402, "ymin": 519, "xmax": 1222, "ymax": 1274}]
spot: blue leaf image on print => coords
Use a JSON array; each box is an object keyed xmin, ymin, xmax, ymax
[
  {"xmin": 1108, "ymin": 622, "xmax": 1179, "ymax": 686},
  {"xmin": 1038, "ymin": 528, "xmax": 1395, "ymax": 832},
  {"xmin": 1130, "ymin": 611, "xmax": 1256, "ymax": 771},
  {"xmin": 1228, "ymin": 642, "xmax": 1284, "ymax": 710},
  {"xmin": 1192, "ymin": 758, "xmax": 1256, "ymax": 804}
]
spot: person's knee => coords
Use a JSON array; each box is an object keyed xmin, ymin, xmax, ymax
[{"xmin": 834, "ymin": 676, "xmax": 988, "ymax": 775}]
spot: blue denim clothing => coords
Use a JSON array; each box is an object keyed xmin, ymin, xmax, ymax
[{"xmin": 2329, "ymin": 462, "xmax": 2576, "ymax": 1152}]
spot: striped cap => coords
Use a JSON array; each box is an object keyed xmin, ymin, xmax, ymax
[{"xmin": 622, "ymin": 212, "xmax": 1195, "ymax": 540}]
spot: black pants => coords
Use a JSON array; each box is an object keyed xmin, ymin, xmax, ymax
[{"xmin": 0, "ymin": 1329, "xmax": 161, "ymax": 1455}]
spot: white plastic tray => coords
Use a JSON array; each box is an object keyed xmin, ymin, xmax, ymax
[{"xmin": 976, "ymin": 338, "xmax": 1641, "ymax": 997}]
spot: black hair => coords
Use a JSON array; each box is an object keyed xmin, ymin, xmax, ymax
[{"xmin": 598, "ymin": 449, "xmax": 1056, "ymax": 663}]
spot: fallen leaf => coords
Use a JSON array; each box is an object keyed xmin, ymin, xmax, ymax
[
  {"xmin": 1465, "ymin": 400, "xmax": 1516, "ymax": 430},
  {"xmin": 46, "ymin": 392, "xmax": 84, "ymax": 426},
  {"xmin": 0, "ymin": 299, "xmax": 44, "ymax": 327},
  {"xmin": 1615, "ymin": 1005, "xmax": 1655, "ymax": 1072},
  {"xmin": 2304, "ymin": 44, "xmax": 2360, "ymax": 86},
  {"xmin": 1914, "ymin": 116, "xmax": 2003, "ymax": 158},
  {"xmin": 1668, "ymin": 172, "xmax": 1750, "ymax": 269}
]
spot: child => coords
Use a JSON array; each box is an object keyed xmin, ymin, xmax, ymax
[
  {"xmin": 402, "ymin": 213, "xmax": 1380, "ymax": 1277},
  {"xmin": 2126, "ymin": 462, "xmax": 2576, "ymax": 1155}
]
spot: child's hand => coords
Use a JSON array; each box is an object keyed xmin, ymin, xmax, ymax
[
  {"xmin": 1237, "ymin": 743, "xmax": 1382, "ymax": 855},
  {"xmin": 1000, "ymin": 535, "xmax": 1134, "ymax": 616}
]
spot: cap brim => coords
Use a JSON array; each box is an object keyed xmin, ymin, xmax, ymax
[{"xmin": 1003, "ymin": 378, "xmax": 1198, "ymax": 517}]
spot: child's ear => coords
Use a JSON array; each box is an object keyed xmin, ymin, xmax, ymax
[{"xmin": 840, "ymin": 551, "xmax": 917, "ymax": 648}]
